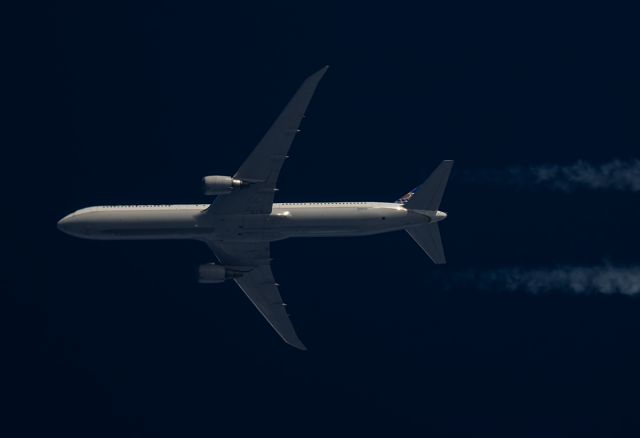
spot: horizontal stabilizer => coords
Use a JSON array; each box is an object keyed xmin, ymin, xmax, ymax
[{"xmin": 406, "ymin": 223, "xmax": 446, "ymax": 264}]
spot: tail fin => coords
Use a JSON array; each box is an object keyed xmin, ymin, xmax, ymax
[
  {"xmin": 396, "ymin": 160, "xmax": 454, "ymax": 211},
  {"xmin": 399, "ymin": 160, "xmax": 454, "ymax": 264}
]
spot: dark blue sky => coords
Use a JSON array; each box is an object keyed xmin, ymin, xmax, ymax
[{"xmin": 7, "ymin": 1, "xmax": 640, "ymax": 437}]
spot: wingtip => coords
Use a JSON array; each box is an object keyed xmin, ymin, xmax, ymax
[
  {"xmin": 314, "ymin": 65, "xmax": 330, "ymax": 76},
  {"xmin": 317, "ymin": 65, "xmax": 329, "ymax": 76},
  {"xmin": 287, "ymin": 339, "xmax": 308, "ymax": 351},
  {"xmin": 304, "ymin": 65, "xmax": 330, "ymax": 84},
  {"xmin": 439, "ymin": 160, "xmax": 454, "ymax": 171}
]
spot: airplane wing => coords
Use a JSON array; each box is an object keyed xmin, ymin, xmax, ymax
[
  {"xmin": 206, "ymin": 240, "xmax": 306, "ymax": 350},
  {"xmin": 206, "ymin": 66, "xmax": 329, "ymax": 215}
]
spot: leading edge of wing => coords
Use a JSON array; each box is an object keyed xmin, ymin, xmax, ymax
[
  {"xmin": 234, "ymin": 64, "xmax": 329, "ymax": 182},
  {"xmin": 206, "ymin": 240, "xmax": 307, "ymax": 350},
  {"xmin": 234, "ymin": 266, "xmax": 307, "ymax": 351},
  {"xmin": 207, "ymin": 65, "xmax": 329, "ymax": 215}
]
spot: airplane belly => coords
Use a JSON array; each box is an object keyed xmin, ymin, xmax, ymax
[
  {"xmin": 269, "ymin": 206, "xmax": 413, "ymax": 238},
  {"xmin": 81, "ymin": 209, "xmax": 204, "ymax": 240}
]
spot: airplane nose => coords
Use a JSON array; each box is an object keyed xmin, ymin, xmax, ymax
[
  {"xmin": 57, "ymin": 213, "xmax": 82, "ymax": 235},
  {"xmin": 57, "ymin": 215, "xmax": 72, "ymax": 232},
  {"xmin": 58, "ymin": 211, "xmax": 96, "ymax": 238}
]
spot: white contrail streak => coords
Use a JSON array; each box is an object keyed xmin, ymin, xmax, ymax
[
  {"xmin": 460, "ymin": 159, "xmax": 640, "ymax": 192},
  {"xmin": 439, "ymin": 265, "xmax": 640, "ymax": 295}
]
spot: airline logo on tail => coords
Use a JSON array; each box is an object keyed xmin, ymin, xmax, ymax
[{"xmin": 396, "ymin": 188, "xmax": 417, "ymax": 204}]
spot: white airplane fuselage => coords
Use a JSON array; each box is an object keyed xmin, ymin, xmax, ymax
[
  {"xmin": 57, "ymin": 66, "xmax": 453, "ymax": 350},
  {"xmin": 57, "ymin": 202, "xmax": 446, "ymax": 242}
]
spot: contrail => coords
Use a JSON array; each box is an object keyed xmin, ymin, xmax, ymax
[
  {"xmin": 435, "ymin": 265, "xmax": 640, "ymax": 295},
  {"xmin": 459, "ymin": 159, "xmax": 640, "ymax": 192}
]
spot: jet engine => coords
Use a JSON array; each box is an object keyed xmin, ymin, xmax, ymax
[
  {"xmin": 202, "ymin": 175, "xmax": 249, "ymax": 195},
  {"xmin": 198, "ymin": 263, "xmax": 244, "ymax": 283}
]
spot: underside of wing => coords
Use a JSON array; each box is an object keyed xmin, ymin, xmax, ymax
[
  {"xmin": 207, "ymin": 66, "xmax": 329, "ymax": 215},
  {"xmin": 206, "ymin": 240, "xmax": 306, "ymax": 350}
]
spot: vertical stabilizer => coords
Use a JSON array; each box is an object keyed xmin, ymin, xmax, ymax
[{"xmin": 396, "ymin": 160, "xmax": 454, "ymax": 211}]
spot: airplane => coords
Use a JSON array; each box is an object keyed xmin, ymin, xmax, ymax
[{"xmin": 57, "ymin": 66, "xmax": 453, "ymax": 350}]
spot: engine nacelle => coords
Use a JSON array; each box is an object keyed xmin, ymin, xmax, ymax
[
  {"xmin": 198, "ymin": 263, "xmax": 244, "ymax": 284},
  {"xmin": 202, "ymin": 175, "xmax": 248, "ymax": 195}
]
